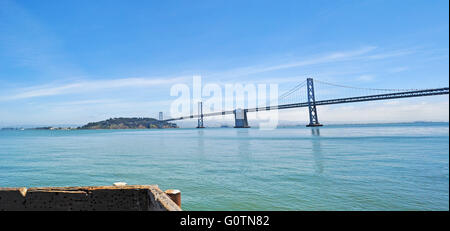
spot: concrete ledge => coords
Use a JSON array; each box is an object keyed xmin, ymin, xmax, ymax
[{"xmin": 0, "ymin": 185, "xmax": 182, "ymax": 211}]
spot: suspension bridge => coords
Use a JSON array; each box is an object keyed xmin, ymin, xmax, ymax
[{"xmin": 161, "ymin": 78, "xmax": 449, "ymax": 128}]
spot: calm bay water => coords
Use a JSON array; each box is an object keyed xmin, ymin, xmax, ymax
[{"xmin": 0, "ymin": 122, "xmax": 448, "ymax": 210}]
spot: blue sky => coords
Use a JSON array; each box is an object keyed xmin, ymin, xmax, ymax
[{"xmin": 0, "ymin": 0, "xmax": 448, "ymax": 127}]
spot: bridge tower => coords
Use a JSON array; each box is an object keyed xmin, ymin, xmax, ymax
[
  {"xmin": 197, "ymin": 102, "xmax": 205, "ymax": 128},
  {"xmin": 157, "ymin": 112, "xmax": 164, "ymax": 128},
  {"xmin": 234, "ymin": 108, "xmax": 250, "ymax": 128},
  {"xmin": 306, "ymin": 78, "xmax": 323, "ymax": 127}
]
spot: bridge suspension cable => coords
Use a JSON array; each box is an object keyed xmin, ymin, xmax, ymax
[
  {"xmin": 314, "ymin": 79, "xmax": 422, "ymax": 92},
  {"xmin": 271, "ymin": 80, "xmax": 307, "ymax": 105},
  {"xmin": 278, "ymin": 80, "xmax": 307, "ymax": 100}
]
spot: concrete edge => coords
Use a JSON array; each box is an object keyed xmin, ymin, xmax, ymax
[{"xmin": 0, "ymin": 185, "xmax": 182, "ymax": 211}]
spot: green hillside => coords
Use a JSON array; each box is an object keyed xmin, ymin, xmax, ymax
[{"xmin": 79, "ymin": 117, "xmax": 178, "ymax": 129}]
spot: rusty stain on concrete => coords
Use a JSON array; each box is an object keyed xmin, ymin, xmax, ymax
[{"xmin": 0, "ymin": 185, "xmax": 181, "ymax": 211}]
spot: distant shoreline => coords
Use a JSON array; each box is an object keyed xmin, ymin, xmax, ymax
[
  {"xmin": 1, "ymin": 117, "xmax": 178, "ymax": 130},
  {"xmin": 1, "ymin": 121, "xmax": 448, "ymax": 130}
]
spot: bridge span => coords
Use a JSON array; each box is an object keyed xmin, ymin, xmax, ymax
[{"xmin": 162, "ymin": 78, "xmax": 449, "ymax": 128}]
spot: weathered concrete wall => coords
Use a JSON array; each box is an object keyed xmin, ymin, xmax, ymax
[{"xmin": 0, "ymin": 185, "xmax": 181, "ymax": 211}]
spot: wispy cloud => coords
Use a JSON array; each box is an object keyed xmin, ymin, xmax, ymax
[
  {"xmin": 356, "ymin": 74, "xmax": 375, "ymax": 82},
  {"xmin": 0, "ymin": 46, "xmax": 427, "ymax": 104},
  {"xmin": 247, "ymin": 46, "xmax": 377, "ymax": 73},
  {"xmin": 0, "ymin": 76, "xmax": 188, "ymax": 101},
  {"xmin": 210, "ymin": 46, "xmax": 378, "ymax": 78},
  {"xmin": 367, "ymin": 48, "xmax": 416, "ymax": 60},
  {"xmin": 388, "ymin": 66, "xmax": 409, "ymax": 73}
]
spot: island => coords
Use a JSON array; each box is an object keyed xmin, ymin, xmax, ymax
[
  {"xmin": 1, "ymin": 118, "xmax": 178, "ymax": 130},
  {"xmin": 78, "ymin": 117, "xmax": 178, "ymax": 129}
]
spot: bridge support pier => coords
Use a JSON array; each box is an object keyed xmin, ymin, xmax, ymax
[
  {"xmin": 234, "ymin": 109, "xmax": 250, "ymax": 128},
  {"xmin": 197, "ymin": 102, "xmax": 205, "ymax": 128},
  {"xmin": 306, "ymin": 78, "xmax": 323, "ymax": 127}
]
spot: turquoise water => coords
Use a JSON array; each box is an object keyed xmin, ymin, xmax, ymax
[{"xmin": 0, "ymin": 123, "xmax": 448, "ymax": 210}]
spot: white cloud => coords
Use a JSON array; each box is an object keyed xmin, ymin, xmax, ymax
[
  {"xmin": 388, "ymin": 66, "xmax": 409, "ymax": 73},
  {"xmin": 367, "ymin": 48, "xmax": 416, "ymax": 60},
  {"xmin": 1, "ymin": 46, "xmax": 422, "ymax": 102},
  {"xmin": 356, "ymin": 75, "xmax": 375, "ymax": 82},
  {"xmin": 208, "ymin": 46, "xmax": 378, "ymax": 78},
  {"xmin": 0, "ymin": 76, "xmax": 189, "ymax": 101}
]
